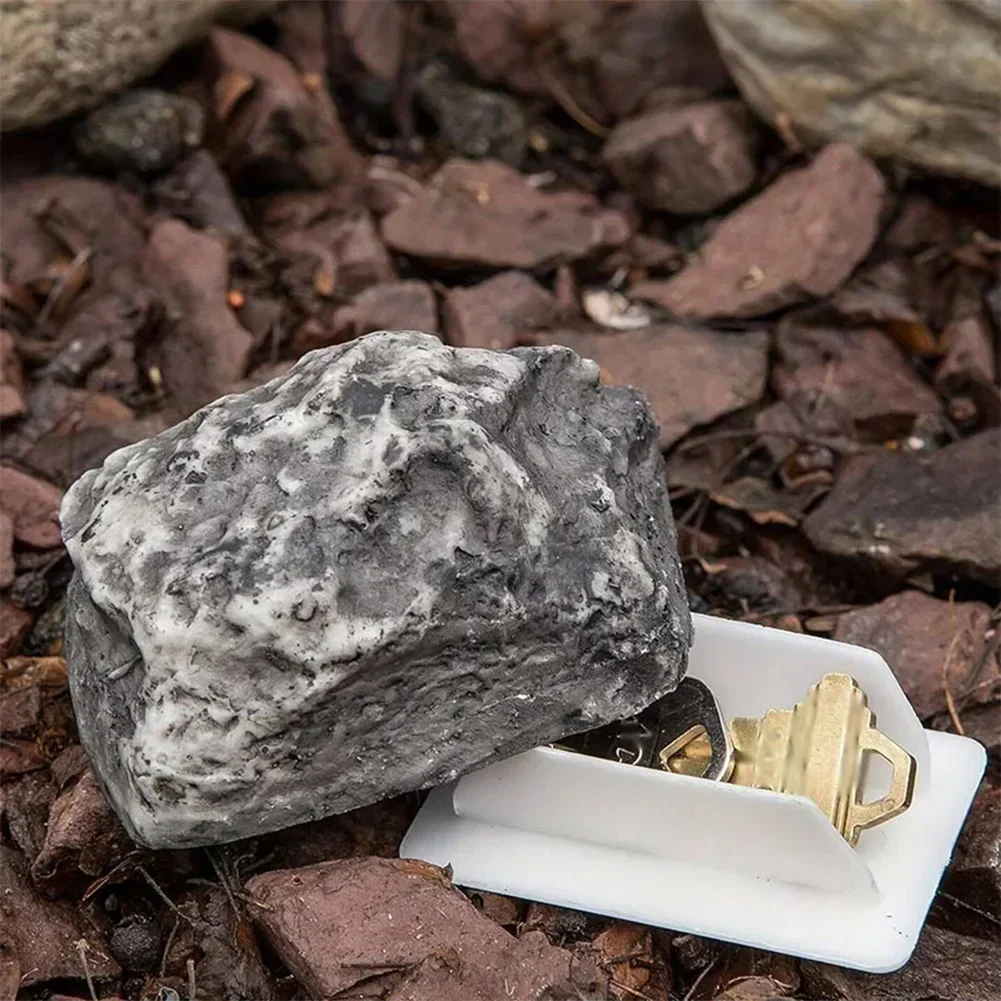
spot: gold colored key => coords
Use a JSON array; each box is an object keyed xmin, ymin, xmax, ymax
[{"xmin": 728, "ymin": 673, "xmax": 917, "ymax": 846}]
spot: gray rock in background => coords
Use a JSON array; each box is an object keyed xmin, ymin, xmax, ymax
[
  {"xmin": 73, "ymin": 90, "xmax": 205, "ymax": 174},
  {"xmin": 61, "ymin": 331, "xmax": 691, "ymax": 848},
  {"xmin": 702, "ymin": 0, "xmax": 1001, "ymax": 187},
  {"xmin": 1, "ymin": 0, "xmax": 277, "ymax": 132}
]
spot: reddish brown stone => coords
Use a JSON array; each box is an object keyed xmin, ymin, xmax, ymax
[
  {"xmin": 593, "ymin": 1, "xmax": 731, "ymax": 118},
  {"xmin": 246, "ymin": 857, "xmax": 585, "ymax": 1001},
  {"xmin": 50, "ymin": 744, "xmax": 90, "ymax": 790},
  {"xmin": 603, "ymin": 100, "xmax": 757, "ymax": 215},
  {"xmin": 332, "ymin": 280, "xmax": 438, "ymax": 345},
  {"xmin": 833, "ymin": 591, "xmax": 998, "ymax": 720},
  {"xmin": 700, "ymin": 947, "xmax": 800, "ymax": 999},
  {"xmin": 0, "ymin": 176, "xmax": 144, "ymax": 293},
  {"xmin": 154, "ymin": 149, "xmax": 249, "ymax": 235},
  {"xmin": 2, "ymin": 772, "xmax": 55, "ymax": 862},
  {"xmin": 336, "ymin": 0, "xmax": 406, "ymax": 83},
  {"xmin": 1, "ymin": 655, "xmax": 69, "ymax": 689},
  {"xmin": 444, "ymin": 272, "xmax": 563, "ymax": 350},
  {"xmin": 522, "ymin": 901, "xmax": 592, "ymax": 942},
  {"xmin": 163, "ymin": 886, "xmax": 275, "ymax": 1000},
  {"xmin": 0, "ymin": 466, "xmax": 62, "ymax": 549},
  {"xmin": 954, "ymin": 702, "xmax": 1001, "ymax": 782},
  {"xmin": 365, "ymin": 157, "xmax": 425, "ymax": 217},
  {"xmin": 142, "ymin": 219, "xmax": 255, "ymax": 416},
  {"xmin": 800, "ymin": 925, "xmax": 1000, "ymax": 1000},
  {"xmin": 830, "ymin": 259, "xmax": 939, "ymax": 358},
  {"xmin": 934, "ymin": 783, "xmax": 1001, "ymax": 940},
  {"xmin": 938, "ymin": 315, "xmax": 997, "ymax": 388},
  {"xmin": 0, "ymin": 737, "xmax": 46, "ymax": 776},
  {"xmin": 0, "ymin": 599, "xmax": 31, "ymax": 658},
  {"xmin": 0, "ymin": 330, "xmax": 26, "ymax": 420},
  {"xmin": 632, "ymin": 144, "xmax": 886, "ymax": 319},
  {"xmin": 446, "ymin": 0, "xmax": 548, "ymax": 96},
  {"xmin": 268, "ymin": 201, "xmax": 396, "ymax": 300},
  {"xmin": 534, "ymin": 325, "xmax": 768, "ymax": 447},
  {"xmin": 382, "ymin": 160, "xmax": 630, "ymax": 269},
  {"xmin": 32, "ymin": 769, "xmax": 132, "ymax": 896},
  {"xmin": 593, "ymin": 922, "xmax": 671, "ymax": 1000},
  {"xmin": 4, "ymin": 385, "xmax": 144, "ymax": 485},
  {"xmin": 936, "ymin": 314, "xmax": 1001, "ymax": 428},
  {"xmin": 803, "ymin": 429, "xmax": 1001, "ymax": 583},
  {"xmin": 0, "ymin": 685, "xmax": 41, "ymax": 737},
  {"xmin": 883, "ymin": 195, "xmax": 955, "ymax": 251},
  {"xmin": 773, "ymin": 322, "xmax": 942, "ymax": 440},
  {"xmin": 206, "ymin": 28, "xmax": 362, "ymax": 190},
  {"xmin": 468, "ymin": 891, "xmax": 522, "ymax": 928},
  {"xmin": 0, "ymin": 845, "xmax": 119, "ymax": 990},
  {"xmin": 0, "ymin": 512, "xmax": 13, "ymax": 589},
  {"xmin": 697, "ymin": 555, "xmax": 806, "ymax": 618},
  {"xmin": 447, "ymin": 1, "xmax": 728, "ymax": 123}
]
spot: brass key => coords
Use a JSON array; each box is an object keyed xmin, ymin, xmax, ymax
[
  {"xmin": 562, "ymin": 672, "xmax": 917, "ymax": 848},
  {"xmin": 728, "ymin": 673, "xmax": 917, "ymax": 846}
]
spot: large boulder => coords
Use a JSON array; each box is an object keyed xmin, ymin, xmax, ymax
[
  {"xmin": 1, "ymin": 0, "xmax": 276, "ymax": 132},
  {"xmin": 61, "ymin": 331, "xmax": 691, "ymax": 848},
  {"xmin": 702, "ymin": 0, "xmax": 1001, "ymax": 186}
]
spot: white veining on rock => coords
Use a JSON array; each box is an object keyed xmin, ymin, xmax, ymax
[{"xmin": 62, "ymin": 331, "xmax": 691, "ymax": 847}]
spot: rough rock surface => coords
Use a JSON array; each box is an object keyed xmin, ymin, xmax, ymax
[
  {"xmin": 603, "ymin": 100, "xmax": 758, "ymax": 215},
  {"xmin": 773, "ymin": 322, "xmax": 943, "ymax": 440},
  {"xmin": 800, "ymin": 925, "xmax": 1001, "ymax": 1001},
  {"xmin": 935, "ymin": 783, "xmax": 1001, "ymax": 941},
  {"xmin": 382, "ymin": 159, "xmax": 631, "ymax": 269},
  {"xmin": 73, "ymin": 90, "xmax": 204, "ymax": 175},
  {"xmin": 833, "ymin": 591, "xmax": 998, "ymax": 720},
  {"xmin": 1, "ymin": 0, "xmax": 276, "ymax": 132},
  {"xmin": 61, "ymin": 331, "xmax": 691, "ymax": 848},
  {"xmin": 246, "ymin": 857, "xmax": 594, "ymax": 1000},
  {"xmin": 803, "ymin": 428, "xmax": 1001, "ymax": 583},
  {"xmin": 632, "ymin": 144, "xmax": 885, "ymax": 319},
  {"xmin": 703, "ymin": 0, "xmax": 1001, "ymax": 187},
  {"xmin": 0, "ymin": 845, "xmax": 120, "ymax": 990},
  {"xmin": 444, "ymin": 272, "xmax": 563, "ymax": 351},
  {"xmin": 535, "ymin": 325, "xmax": 769, "ymax": 447},
  {"xmin": 327, "ymin": 281, "xmax": 439, "ymax": 349}
]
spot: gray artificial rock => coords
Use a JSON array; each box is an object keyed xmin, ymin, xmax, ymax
[{"xmin": 61, "ymin": 331, "xmax": 691, "ymax": 848}]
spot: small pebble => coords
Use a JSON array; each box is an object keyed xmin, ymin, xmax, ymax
[
  {"xmin": 109, "ymin": 912, "xmax": 163, "ymax": 972},
  {"xmin": 74, "ymin": 90, "xmax": 204, "ymax": 175},
  {"xmin": 417, "ymin": 63, "xmax": 527, "ymax": 166}
]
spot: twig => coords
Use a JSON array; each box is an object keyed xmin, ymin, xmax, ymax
[
  {"xmin": 941, "ymin": 591, "xmax": 966, "ymax": 736},
  {"xmin": 187, "ymin": 957, "xmax": 197, "ymax": 1001},
  {"xmin": 533, "ymin": 44, "xmax": 609, "ymax": 138},
  {"xmin": 190, "ymin": 878, "xmax": 275, "ymax": 911},
  {"xmin": 609, "ymin": 977, "xmax": 655, "ymax": 1000},
  {"xmin": 936, "ymin": 890, "xmax": 1001, "ymax": 928},
  {"xmin": 35, "ymin": 246, "xmax": 91, "ymax": 331},
  {"xmin": 682, "ymin": 956, "xmax": 719, "ymax": 1001},
  {"xmin": 962, "ymin": 625, "xmax": 1001, "ymax": 700},
  {"xmin": 205, "ymin": 847, "xmax": 241, "ymax": 919},
  {"xmin": 75, "ymin": 939, "xmax": 98, "ymax": 1001},
  {"xmin": 160, "ymin": 916, "xmax": 179, "ymax": 977},
  {"xmin": 138, "ymin": 865, "xmax": 198, "ymax": 926}
]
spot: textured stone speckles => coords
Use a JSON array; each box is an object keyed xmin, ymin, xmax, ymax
[{"xmin": 61, "ymin": 331, "xmax": 691, "ymax": 848}]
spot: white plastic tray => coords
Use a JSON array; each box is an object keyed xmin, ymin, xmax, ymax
[{"xmin": 401, "ymin": 614, "xmax": 985, "ymax": 972}]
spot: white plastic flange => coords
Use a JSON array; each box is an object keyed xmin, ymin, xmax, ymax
[{"xmin": 400, "ymin": 613, "xmax": 985, "ymax": 972}]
